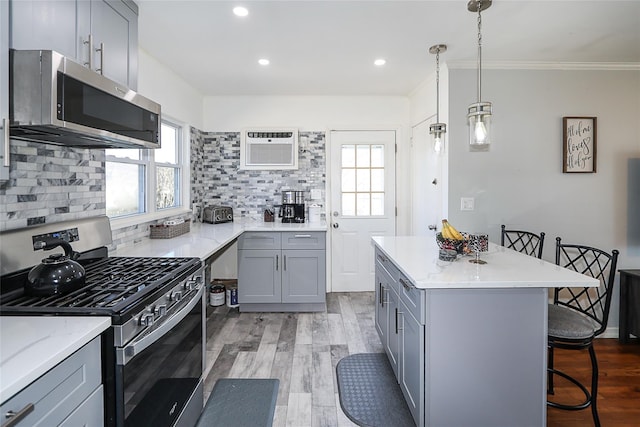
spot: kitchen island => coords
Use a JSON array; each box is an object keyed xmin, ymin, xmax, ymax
[{"xmin": 372, "ymin": 236, "xmax": 599, "ymax": 427}]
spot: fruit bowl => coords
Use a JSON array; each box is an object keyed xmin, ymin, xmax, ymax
[{"xmin": 436, "ymin": 232, "xmax": 465, "ymax": 254}]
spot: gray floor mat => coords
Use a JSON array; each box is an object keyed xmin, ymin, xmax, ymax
[{"xmin": 336, "ymin": 353, "xmax": 415, "ymax": 427}]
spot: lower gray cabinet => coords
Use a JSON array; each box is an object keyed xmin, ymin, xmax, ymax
[
  {"xmin": 399, "ymin": 299, "xmax": 425, "ymax": 426},
  {"xmin": 238, "ymin": 231, "xmax": 326, "ymax": 311},
  {"xmin": 0, "ymin": 336, "xmax": 103, "ymax": 426}
]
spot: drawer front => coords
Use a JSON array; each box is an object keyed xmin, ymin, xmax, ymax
[
  {"xmin": 238, "ymin": 232, "xmax": 282, "ymax": 250},
  {"xmin": 399, "ymin": 274, "xmax": 426, "ymax": 325},
  {"xmin": 281, "ymin": 232, "xmax": 325, "ymax": 250},
  {"xmin": 1, "ymin": 337, "xmax": 102, "ymax": 427},
  {"xmin": 375, "ymin": 248, "xmax": 400, "ymax": 283}
]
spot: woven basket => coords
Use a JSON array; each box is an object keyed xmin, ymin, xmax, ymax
[{"xmin": 150, "ymin": 221, "xmax": 190, "ymax": 239}]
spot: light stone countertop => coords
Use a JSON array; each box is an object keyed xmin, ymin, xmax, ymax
[
  {"xmin": 113, "ymin": 219, "xmax": 328, "ymax": 260},
  {"xmin": 372, "ymin": 236, "xmax": 599, "ymax": 289},
  {"xmin": 0, "ymin": 316, "xmax": 111, "ymax": 404}
]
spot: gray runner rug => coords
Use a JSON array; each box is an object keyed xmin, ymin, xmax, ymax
[
  {"xmin": 336, "ymin": 353, "xmax": 415, "ymax": 427},
  {"xmin": 196, "ymin": 378, "xmax": 279, "ymax": 427}
]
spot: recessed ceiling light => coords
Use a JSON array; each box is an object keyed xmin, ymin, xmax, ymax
[
  {"xmin": 374, "ymin": 58, "xmax": 386, "ymax": 66},
  {"xmin": 233, "ymin": 6, "xmax": 249, "ymax": 17},
  {"xmin": 258, "ymin": 58, "xmax": 270, "ymax": 66}
]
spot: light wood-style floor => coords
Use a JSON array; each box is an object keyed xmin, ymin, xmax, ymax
[{"xmin": 203, "ymin": 292, "xmax": 640, "ymax": 427}]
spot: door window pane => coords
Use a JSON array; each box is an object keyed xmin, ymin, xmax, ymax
[
  {"xmin": 342, "ymin": 193, "xmax": 356, "ymax": 216},
  {"xmin": 342, "ymin": 145, "xmax": 355, "ymax": 167},
  {"xmin": 371, "ymin": 145, "xmax": 384, "ymax": 167},
  {"xmin": 371, "ymin": 169, "xmax": 384, "ymax": 192},
  {"xmin": 356, "ymin": 169, "xmax": 370, "ymax": 191},
  {"xmin": 356, "ymin": 145, "xmax": 370, "ymax": 167},
  {"xmin": 342, "ymin": 169, "xmax": 356, "ymax": 192},
  {"xmin": 106, "ymin": 162, "xmax": 144, "ymax": 216},
  {"xmin": 371, "ymin": 193, "xmax": 384, "ymax": 215},
  {"xmin": 356, "ymin": 193, "xmax": 370, "ymax": 216}
]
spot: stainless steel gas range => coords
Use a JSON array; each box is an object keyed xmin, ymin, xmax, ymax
[{"xmin": 0, "ymin": 216, "xmax": 205, "ymax": 427}]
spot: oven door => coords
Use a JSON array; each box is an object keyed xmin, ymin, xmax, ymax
[{"xmin": 115, "ymin": 286, "xmax": 204, "ymax": 427}]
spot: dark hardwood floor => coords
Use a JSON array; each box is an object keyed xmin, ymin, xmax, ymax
[
  {"xmin": 203, "ymin": 292, "xmax": 640, "ymax": 426},
  {"xmin": 547, "ymin": 338, "xmax": 640, "ymax": 427}
]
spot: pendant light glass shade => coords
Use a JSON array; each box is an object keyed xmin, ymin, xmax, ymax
[
  {"xmin": 467, "ymin": 0, "xmax": 492, "ymax": 148},
  {"xmin": 429, "ymin": 44, "xmax": 447, "ymax": 153}
]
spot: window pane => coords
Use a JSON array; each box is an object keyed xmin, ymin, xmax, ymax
[
  {"xmin": 106, "ymin": 162, "xmax": 144, "ymax": 216},
  {"xmin": 356, "ymin": 145, "xmax": 370, "ymax": 167},
  {"xmin": 157, "ymin": 166, "xmax": 178, "ymax": 209},
  {"xmin": 371, "ymin": 169, "xmax": 384, "ymax": 191},
  {"xmin": 342, "ymin": 169, "xmax": 356, "ymax": 192},
  {"xmin": 342, "ymin": 193, "xmax": 356, "ymax": 216},
  {"xmin": 106, "ymin": 149, "xmax": 140, "ymax": 160},
  {"xmin": 371, "ymin": 193, "xmax": 384, "ymax": 215},
  {"xmin": 356, "ymin": 169, "xmax": 370, "ymax": 191},
  {"xmin": 157, "ymin": 124, "xmax": 177, "ymax": 164},
  {"xmin": 371, "ymin": 145, "xmax": 384, "ymax": 167},
  {"xmin": 356, "ymin": 193, "xmax": 370, "ymax": 216},
  {"xmin": 342, "ymin": 145, "xmax": 355, "ymax": 167}
]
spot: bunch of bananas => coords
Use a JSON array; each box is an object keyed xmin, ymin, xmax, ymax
[{"xmin": 441, "ymin": 219, "xmax": 464, "ymax": 241}]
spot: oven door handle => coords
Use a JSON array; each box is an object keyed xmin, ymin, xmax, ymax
[{"xmin": 116, "ymin": 285, "xmax": 203, "ymax": 366}]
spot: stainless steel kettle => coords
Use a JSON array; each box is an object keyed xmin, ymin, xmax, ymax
[{"xmin": 25, "ymin": 238, "xmax": 86, "ymax": 296}]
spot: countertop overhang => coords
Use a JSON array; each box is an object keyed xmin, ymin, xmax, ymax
[{"xmin": 372, "ymin": 236, "xmax": 599, "ymax": 290}]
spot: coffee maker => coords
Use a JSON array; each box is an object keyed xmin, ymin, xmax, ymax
[{"xmin": 281, "ymin": 190, "xmax": 305, "ymax": 223}]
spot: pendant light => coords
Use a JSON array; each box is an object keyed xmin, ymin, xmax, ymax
[
  {"xmin": 429, "ymin": 44, "xmax": 447, "ymax": 153},
  {"xmin": 467, "ymin": 0, "xmax": 492, "ymax": 148}
]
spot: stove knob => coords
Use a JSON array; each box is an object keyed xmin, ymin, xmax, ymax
[
  {"xmin": 183, "ymin": 281, "xmax": 193, "ymax": 291},
  {"xmin": 154, "ymin": 304, "xmax": 167, "ymax": 318},
  {"xmin": 170, "ymin": 291, "xmax": 183, "ymax": 302},
  {"xmin": 139, "ymin": 313, "xmax": 154, "ymax": 327}
]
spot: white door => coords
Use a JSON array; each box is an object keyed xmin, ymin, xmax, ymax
[
  {"xmin": 329, "ymin": 130, "xmax": 396, "ymax": 292},
  {"xmin": 411, "ymin": 118, "xmax": 444, "ymax": 236}
]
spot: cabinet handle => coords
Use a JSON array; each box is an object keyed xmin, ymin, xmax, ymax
[
  {"xmin": 294, "ymin": 234, "xmax": 312, "ymax": 238},
  {"xmin": 377, "ymin": 254, "xmax": 388, "ymax": 263},
  {"xmin": 378, "ymin": 282, "xmax": 382, "ymax": 305},
  {"xmin": 3, "ymin": 403, "xmax": 34, "ymax": 427},
  {"xmin": 95, "ymin": 42, "xmax": 104, "ymax": 74},
  {"xmin": 275, "ymin": 254, "xmax": 279, "ymax": 271},
  {"xmin": 83, "ymin": 34, "xmax": 93, "ymax": 69},
  {"xmin": 395, "ymin": 307, "xmax": 398, "ymax": 334},
  {"xmin": 399, "ymin": 278, "xmax": 413, "ymax": 290},
  {"xmin": 2, "ymin": 118, "xmax": 9, "ymax": 167}
]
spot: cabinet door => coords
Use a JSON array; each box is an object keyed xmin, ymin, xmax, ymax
[
  {"xmin": 386, "ymin": 288, "xmax": 400, "ymax": 378},
  {"xmin": 399, "ymin": 303, "xmax": 425, "ymax": 426},
  {"xmin": 9, "ymin": 0, "xmax": 80, "ymax": 58},
  {"xmin": 237, "ymin": 249, "xmax": 281, "ymax": 303},
  {"xmin": 90, "ymin": 0, "xmax": 138, "ymax": 88},
  {"xmin": 374, "ymin": 268, "xmax": 387, "ymax": 341},
  {"xmin": 281, "ymin": 249, "xmax": 326, "ymax": 303}
]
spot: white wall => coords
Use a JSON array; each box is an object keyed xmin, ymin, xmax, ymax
[
  {"xmin": 202, "ymin": 95, "xmax": 413, "ymax": 235},
  {"xmin": 446, "ymin": 67, "xmax": 640, "ymax": 333},
  {"xmin": 138, "ymin": 49, "xmax": 204, "ymax": 129}
]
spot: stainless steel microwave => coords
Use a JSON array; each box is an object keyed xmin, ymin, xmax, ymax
[{"xmin": 9, "ymin": 50, "xmax": 161, "ymax": 149}]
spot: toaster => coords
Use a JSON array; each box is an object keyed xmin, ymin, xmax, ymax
[{"xmin": 202, "ymin": 205, "xmax": 233, "ymax": 224}]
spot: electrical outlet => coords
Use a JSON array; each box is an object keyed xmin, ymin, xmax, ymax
[{"xmin": 461, "ymin": 197, "xmax": 475, "ymax": 211}]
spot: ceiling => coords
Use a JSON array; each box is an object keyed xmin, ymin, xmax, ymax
[{"xmin": 137, "ymin": 0, "xmax": 640, "ymax": 96}]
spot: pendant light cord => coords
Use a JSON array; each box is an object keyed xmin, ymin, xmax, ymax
[
  {"xmin": 435, "ymin": 48, "xmax": 440, "ymax": 123},
  {"xmin": 477, "ymin": 1, "xmax": 483, "ymax": 103}
]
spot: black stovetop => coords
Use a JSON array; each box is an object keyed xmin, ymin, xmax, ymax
[{"xmin": 0, "ymin": 256, "xmax": 201, "ymax": 318}]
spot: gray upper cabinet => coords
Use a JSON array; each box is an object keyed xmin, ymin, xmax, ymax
[
  {"xmin": 9, "ymin": 0, "xmax": 138, "ymax": 89},
  {"xmin": 1, "ymin": 0, "xmax": 9, "ymax": 181}
]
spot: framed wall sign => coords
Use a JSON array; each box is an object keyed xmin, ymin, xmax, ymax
[{"xmin": 563, "ymin": 117, "xmax": 597, "ymax": 173}]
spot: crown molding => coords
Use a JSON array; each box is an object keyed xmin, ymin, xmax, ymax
[{"xmin": 447, "ymin": 61, "xmax": 640, "ymax": 71}]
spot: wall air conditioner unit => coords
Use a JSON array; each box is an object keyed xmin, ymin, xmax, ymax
[{"xmin": 240, "ymin": 128, "xmax": 298, "ymax": 170}]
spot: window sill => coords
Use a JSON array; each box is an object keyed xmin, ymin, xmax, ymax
[{"xmin": 109, "ymin": 207, "xmax": 192, "ymax": 231}]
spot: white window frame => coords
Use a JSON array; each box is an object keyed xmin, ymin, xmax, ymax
[{"xmin": 107, "ymin": 116, "xmax": 191, "ymax": 230}]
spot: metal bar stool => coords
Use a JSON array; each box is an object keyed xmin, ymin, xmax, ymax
[
  {"xmin": 547, "ymin": 237, "xmax": 619, "ymax": 427},
  {"xmin": 500, "ymin": 225, "xmax": 545, "ymax": 259}
]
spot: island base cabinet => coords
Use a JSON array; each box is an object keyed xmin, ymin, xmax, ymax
[
  {"xmin": 425, "ymin": 288, "xmax": 548, "ymax": 427},
  {"xmin": 0, "ymin": 336, "xmax": 103, "ymax": 427},
  {"xmin": 399, "ymin": 301, "xmax": 425, "ymax": 427}
]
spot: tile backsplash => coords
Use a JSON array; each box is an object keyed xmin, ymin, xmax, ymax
[{"xmin": 1, "ymin": 129, "xmax": 326, "ymax": 244}]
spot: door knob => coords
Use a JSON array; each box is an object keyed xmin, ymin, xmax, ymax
[{"xmin": 333, "ymin": 223, "xmax": 339, "ymax": 229}]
